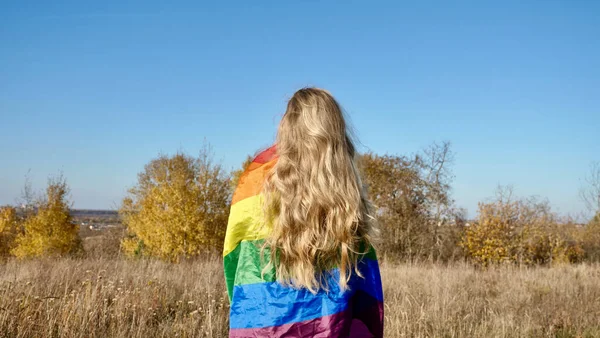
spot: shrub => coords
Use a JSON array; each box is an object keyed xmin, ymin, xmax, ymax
[
  {"xmin": 120, "ymin": 147, "xmax": 230, "ymax": 262},
  {"xmin": 11, "ymin": 177, "xmax": 82, "ymax": 258}
]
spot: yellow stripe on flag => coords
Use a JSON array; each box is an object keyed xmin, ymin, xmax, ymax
[{"xmin": 223, "ymin": 194, "xmax": 272, "ymax": 257}]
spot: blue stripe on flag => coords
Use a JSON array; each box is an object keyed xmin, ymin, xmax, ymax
[{"xmin": 229, "ymin": 257, "xmax": 383, "ymax": 329}]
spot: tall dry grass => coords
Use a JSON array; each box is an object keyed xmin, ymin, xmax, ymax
[
  {"xmin": 0, "ymin": 257, "xmax": 229, "ymax": 338},
  {"xmin": 382, "ymin": 262, "xmax": 600, "ymax": 337},
  {"xmin": 1, "ymin": 258, "xmax": 600, "ymax": 337}
]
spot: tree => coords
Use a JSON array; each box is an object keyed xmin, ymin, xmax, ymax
[
  {"xmin": 120, "ymin": 146, "xmax": 231, "ymax": 261},
  {"xmin": 359, "ymin": 152, "xmax": 432, "ymax": 259},
  {"xmin": 576, "ymin": 162, "xmax": 600, "ymax": 262},
  {"xmin": 581, "ymin": 210, "xmax": 600, "ymax": 262},
  {"xmin": 580, "ymin": 162, "xmax": 600, "ymax": 215},
  {"xmin": 11, "ymin": 176, "xmax": 82, "ymax": 258},
  {"xmin": 461, "ymin": 187, "xmax": 583, "ymax": 266},
  {"xmin": 359, "ymin": 142, "xmax": 458, "ymax": 261},
  {"xmin": 418, "ymin": 141, "xmax": 460, "ymax": 260},
  {"xmin": 461, "ymin": 187, "xmax": 518, "ymax": 265},
  {"xmin": 420, "ymin": 141, "xmax": 455, "ymax": 222},
  {"xmin": 0, "ymin": 206, "xmax": 18, "ymax": 257}
]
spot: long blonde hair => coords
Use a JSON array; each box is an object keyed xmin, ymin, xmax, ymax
[{"xmin": 263, "ymin": 87, "xmax": 377, "ymax": 292}]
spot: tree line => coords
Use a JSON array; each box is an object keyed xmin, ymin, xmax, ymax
[{"xmin": 1, "ymin": 142, "xmax": 599, "ymax": 265}]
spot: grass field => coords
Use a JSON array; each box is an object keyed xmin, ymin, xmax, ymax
[{"xmin": 1, "ymin": 257, "xmax": 600, "ymax": 338}]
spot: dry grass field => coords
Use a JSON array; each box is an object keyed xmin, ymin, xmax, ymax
[{"xmin": 1, "ymin": 258, "xmax": 600, "ymax": 338}]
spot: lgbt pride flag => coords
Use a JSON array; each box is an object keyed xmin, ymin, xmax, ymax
[{"xmin": 224, "ymin": 146, "xmax": 384, "ymax": 337}]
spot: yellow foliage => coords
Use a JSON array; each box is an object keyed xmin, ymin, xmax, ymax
[
  {"xmin": 121, "ymin": 237, "xmax": 145, "ymax": 257},
  {"xmin": 10, "ymin": 178, "xmax": 81, "ymax": 258},
  {"xmin": 580, "ymin": 213, "xmax": 600, "ymax": 261},
  {"xmin": 461, "ymin": 191, "xmax": 584, "ymax": 266},
  {"xmin": 120, "ymin": 150, "xmax": 230, "ymax": 262},
  {"xmin": 520, "ymin": 224, "xmax": 583, "ymax": 265},
  {"xmin": 461, "ymin": 200, "xmax": 518, "ymax": 265},
  {"xmin": 0, "ymin": 206, "xmax": 19, "ymax": 257}
]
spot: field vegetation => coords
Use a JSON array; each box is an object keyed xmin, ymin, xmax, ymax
[{"xmin": 1, "ymin": 143, "xmax": 599, "ymax": 337}]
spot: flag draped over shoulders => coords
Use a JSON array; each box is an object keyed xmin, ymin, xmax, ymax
[{"xmin": 224, "ymin": 146, "xmax": 384, "ymax": 338}]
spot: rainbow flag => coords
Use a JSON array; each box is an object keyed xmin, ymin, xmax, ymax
[{"xmin": 224, "ymin": 146, "xmax": 384, "ymax": 338}]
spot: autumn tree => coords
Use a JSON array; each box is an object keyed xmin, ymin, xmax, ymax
[
  {"xmin": 417, "ymin": 141, "xmax": 461, "ymax": 260},
  {"xmin": 0, "ymin": 206, "xmax": 18, "ymax": 257},
  {"xmin": 461, "ymin": 187, "xmax": 583, "ymax": 266},
  {"xmin": 120, "ymin": 147, "xmax": 231, "ymax": 261},
  {"xmin": 580, "ymin": 162, "xmax": 600, "ymax": 261},
  {"xmin": 359, "ymin": 142, "xmax": 459, "ymax": 260},
  {"xmin": 11, "ymin": 176, "xmax": 82, "ymax": 258},
  {"xmin": 582, "ymin": 213, "xmax": 600, "ymax": 261},
  {"xmin": 360, "ymin": 153, "xmax": 426, "ymax": 259},
  {"xmin": 580, "ymin": 162, "xmax": 600, "ymax": 214}
]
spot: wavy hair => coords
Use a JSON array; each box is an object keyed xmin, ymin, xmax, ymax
[{"xmin": 262, "ymin": 87, "xmax": 377, "ymax": 293}]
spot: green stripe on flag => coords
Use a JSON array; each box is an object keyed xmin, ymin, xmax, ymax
[{"xmin": 224, "ymin": 239, "xmax": 378, "ymax": 301}]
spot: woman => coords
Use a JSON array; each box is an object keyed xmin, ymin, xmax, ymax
[{"xmin": 224, "ymin": 88, "xmax": 384, "ymax": 337}]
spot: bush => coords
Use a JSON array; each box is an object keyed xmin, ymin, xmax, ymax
[
  {"xmin": 11, "ymin": 176, "xmax": 82, "ymax": 258},
  {"xmin": 120, "ymin": 147, "xmax": 230, "ymax": 262},
  {"xmin": 461, "ymin": 189, "xmax": 584, "ymax": 266},
  {"xmin": 580, "ymin": 213, "xmax": 600, "ymax": 262},
  {"xmin": 0, "ymin": 206, "xmax": 19, "ymax": 257}
]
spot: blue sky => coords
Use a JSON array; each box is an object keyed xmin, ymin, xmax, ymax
[{"xmin": 1, "ymin": 1, "xmax": 598, "ymax": 218}]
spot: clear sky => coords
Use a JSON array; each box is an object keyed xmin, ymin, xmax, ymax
[{"xmin": 1, "ymin": 1, "xmax": 598, "ymax": 218}]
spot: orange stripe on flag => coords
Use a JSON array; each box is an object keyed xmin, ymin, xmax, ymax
[{"xmin": 231, "ymin": 159, "xmax": 276, "ymax": 205}]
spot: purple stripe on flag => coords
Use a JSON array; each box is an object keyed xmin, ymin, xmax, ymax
[{"xmin": 229, "ymin": 300, "xmax": 383, "ymax": 338}]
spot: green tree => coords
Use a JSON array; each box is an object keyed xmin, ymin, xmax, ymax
[{"xmin": 120, "ymin": 147, "xmax": 231, "ymax": 261}]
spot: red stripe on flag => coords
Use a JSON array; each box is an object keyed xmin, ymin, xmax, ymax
[{"xmin": 252, "ymin": 145, "xmax": 277, "ymax": 164}]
